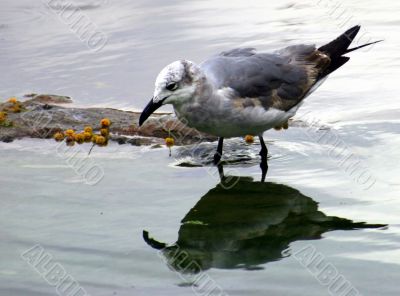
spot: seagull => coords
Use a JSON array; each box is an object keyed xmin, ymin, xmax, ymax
[{"xmin": 139, "ymin": 25, "xmax": 381, "ymax": 179}]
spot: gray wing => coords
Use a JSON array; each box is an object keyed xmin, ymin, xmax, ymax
[{"xmin": 200, "ymin": 45, "xmax": 330, "ymax": 111}]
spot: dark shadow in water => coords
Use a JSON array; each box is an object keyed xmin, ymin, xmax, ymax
[{"xmin": 143, "ymin": 175, "xmax": 386, "ymax": 274}]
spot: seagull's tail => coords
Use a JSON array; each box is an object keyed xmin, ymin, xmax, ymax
[
  {"xmin": 318, "ymin": 25, "xmax": 383, "ymax": 78},
  {"xmin": 143, "ymin": 230, "xmax": 167, "ymax": 250}
]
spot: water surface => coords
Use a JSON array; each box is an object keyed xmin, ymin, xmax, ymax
[{"xmin": 1, "ymin": 0, "xmax": 400, "ymax": 295}]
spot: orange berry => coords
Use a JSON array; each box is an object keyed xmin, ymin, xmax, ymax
[
  {"xmin": 65, "ymin": 129, "xmax": 75, "ymax": 136},
  {"xmin": 95, "ymin": 135, "xmax": 107, "ymax": 146},
  {"xmin": 74, "ymin": 133, "xmax": 85, "ymax": 144},
  {"xmin": 84, "ymin": 126, "xmax": 93, "ymax": 134},
  {"xmin": 8, "ymin": 97, "xmax": 18, "ymax": 104},
  {"xmin": 100, "ymin": 128, "xmax": 109, "ymax": 137},
  {"xmin": 165, "ymin": 137, "xmax": 175, "ymax": 148},
  {"xmin": 91, "ymin": 134, "xmax": 99, "ymax": 144},
  {"xmin": 244, "ymin": 135, "xmax": 254, "ymax": 144},
  {"xmin": 53, "ymin": 132, "xmax": 65, "ymax": 142},
  {"xmin": 100, "ymin": 118, "xmax": 111, "ymax": 128},
  {"xmin": 83, "ymin": 132, "xmax": 92, "ymax": 142}
]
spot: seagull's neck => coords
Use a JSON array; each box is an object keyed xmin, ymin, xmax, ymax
[
  {"xmin": 172, "ymin": 71, "xmax": 229, "ymax": 131},
  {"xmin": 193, "ymin": 72, "xmax": 215, "ymax": 101},
  {"xmin": 174, "ymin": 70, "xmax": 216, "ymax": 107}
]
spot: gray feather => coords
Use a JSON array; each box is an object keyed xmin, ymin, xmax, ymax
[{"xmin": 200, "ymin": 44, "xmax": 322, "ymax": 111}]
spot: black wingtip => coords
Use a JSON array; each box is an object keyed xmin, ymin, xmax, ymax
[
  {"xmin": 344, "ymin": 25, "xmax": 361, "ymax": 40},
  {"xmin": 319, "ymin": 25, "xmax": 383, "ymax": 57},
  {"xmin": 317, "ymin": 25, "xmax": 383, "ymax": 79},
  {"xmin": 318, "ymin": 25, "xmax": 362, "ymax": 57}
]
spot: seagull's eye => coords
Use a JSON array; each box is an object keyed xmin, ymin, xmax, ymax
[{"xmin": 166, "ymin": 82, "xmax": 178, "ymax": 91}]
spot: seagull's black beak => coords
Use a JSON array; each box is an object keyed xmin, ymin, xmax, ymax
[{"xmin": 139, "ymin": 97, "xmax": 164, "ymax": 126}]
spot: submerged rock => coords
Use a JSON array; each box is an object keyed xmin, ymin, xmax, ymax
[{"xmin": 0, "ymin": 94, "xmax": 216, "ymax": 145}]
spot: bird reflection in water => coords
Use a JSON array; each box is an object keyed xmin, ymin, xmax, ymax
[{"xmin": 143, "ymin": 165, "xmax": 385, "ymax": 274}]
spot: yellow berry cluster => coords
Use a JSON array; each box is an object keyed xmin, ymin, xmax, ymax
[
  {"xmin": 3, "ymin": 97, "xmax": 23, "ymax": 113},
  {"xmin": 53, "ymin": 118, "xmax": 112, "ymax": 148},
  {"xmin": 0, "ymin": 111, "xmax": 12, "ymax": 127},
  {"xmin": 0, "ymin": 97, "xmax": 24, "ymax": 127}
]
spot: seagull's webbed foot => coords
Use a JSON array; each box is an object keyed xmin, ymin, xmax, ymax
[
  {"xmin": 259, "ymin": 136, "xmax": 269, "ymax": 182},
  {"xmin": 213, "ymin": 137, "xmax": 224, "ymax": 165}
]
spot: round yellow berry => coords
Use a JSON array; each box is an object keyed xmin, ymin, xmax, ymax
[
  {"xmin": 100, "ymin": 128, "xmax": 109, "ymax": 137},
  {"xmin": 165, "ymin": 137, "xmax": 175, "ymax": 148},
  {"xmin": 91, "ymin": 134, "xmax": 99, "ymax": 144},
  {"xmin": 74, "ymin": 133, "xmax": 85, "ymax": 144},
  {"xmin": 245, "ymin": 135, "xmax": 254, "ymax": 144},
  {"xmin": 53, "ymin": 132, "xmax": 65, "ymax": 142},
  {"xmin": 100, "ymin": 118, "xmax": 111, "ymax": 128},
  {"xmin": 84, "ymin": 126, "xmax": 93, "ymax": 134},
  {"xmin": 65, "ymin": 129, "xmax": 75, "ymax": 136},
  {"xmin": 95, "ymin": 135, "xmax": 107, "ymax": 146},
  {"xmin": 83, "ymin": 132, "xmax": 92, "ymax": 142}
]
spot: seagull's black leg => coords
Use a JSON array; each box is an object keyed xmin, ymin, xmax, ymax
[
  {"xmin": 213, "ymin": 137, "xmax": 224, "ymax": 165},
  {"xmin": 259, "ymin": 136, "xmax": 269, "ymax": 182}
]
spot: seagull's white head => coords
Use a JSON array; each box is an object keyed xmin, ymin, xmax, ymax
[
  {"xmin": 154, "ymin": 60, "xmax": 199, "ymax": 104},
  {"xmin": 139, "ymin": 60, "xmax": 202, "ymax": 126}
]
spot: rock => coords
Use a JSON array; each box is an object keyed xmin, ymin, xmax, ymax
[
  {"xmin": 26, "ymin": 94, "xmax": 73, "ymax": 105},
  {"xmin": 0, "ymin": 135, "xmax": 14, "ymax": 143},
  {"xmin": 115, "ymin": 136, "xmax": 128, "ymax": 145},
  {"xmin": 0, "ymin": 94, "xmax": 215, "ymax": 146},
  {"xmin": 127, "ymin": 138, "xmax": 141, "ymax": 146},
  {"xmin": 42, "ymin": 104, "xmax": 53, "ymax": 110}
]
